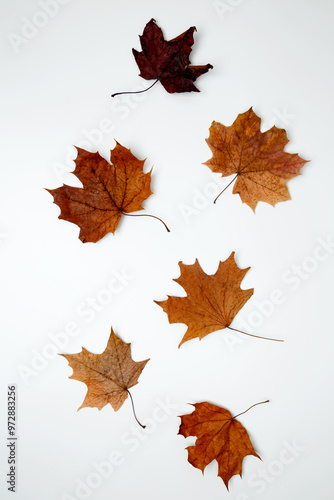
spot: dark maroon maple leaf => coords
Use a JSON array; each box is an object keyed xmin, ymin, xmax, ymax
[{"xmin": 112, "ymin": 19, "xmax": 213, "ymax": 96}]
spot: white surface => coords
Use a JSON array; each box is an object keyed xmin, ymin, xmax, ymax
[{"xmin": 1, "ymin": 0, "xmax": 334, "ymax": 499}]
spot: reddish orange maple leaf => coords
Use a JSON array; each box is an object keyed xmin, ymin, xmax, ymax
[
  {"xmin": 179, "ymin": 400, "xmax": 268, "ymax": 489},
  {"xmin": 60, "ymin": 327, "xmax": 149, "ymax": 426},
  {"xmin": 204, "ymin": 108, "xmax": 308, "ymax": 210},
  {"xmin": 47, "ymin": 142, "xmax": 169, "ymax": 243},
  {"xmin": 155, "ymin": 252, "xmax": 253, "ymax": 347}
]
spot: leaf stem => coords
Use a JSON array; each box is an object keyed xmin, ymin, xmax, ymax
[
  {"xmin": 227, "ymin": 326, "xmax": 284, "ymax": 343},
  {"xmin": 126, "ymin": 389, "xmax": 145, "ymax": 429},
  {"xmin": 233, "ymin": 400, "xmax": 270, "ymax": 420},
  {"xmin": 213, "ymin": 174, "xmax": 238, "ymax": 204},
  {"xmin": 121, "ymin": 211, "xmax": 170, "ymax": 232},
  {"xmin": 111, "ymin": 79, "xmax": 159, "ymax": 98}
]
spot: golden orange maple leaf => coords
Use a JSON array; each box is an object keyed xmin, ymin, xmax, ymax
[
  {"xmin": 155, "ymin": 252, "xmax": 253, "ymax": 347},
  {"xmin": 204, "ymin": 108, "xmax": 307, "ymax": 210}
]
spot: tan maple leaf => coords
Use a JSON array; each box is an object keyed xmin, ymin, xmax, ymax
[
  {"xmin": 60, "ymin": 327, "xmax": 149, "ymax": 426},
  {"xmin": 179, "ymin": 400, "xmax": 268, "ymax": 489},
  {"xmin": 155, "ymin": 252, "xmax": 254, "ymax": 347},
  {"xmin": 47, "ymin": 142, "xmax": 169, "ymax": 243},
  {"xmin": 204, "ymin": 107, "xmax": 308, "ymax": 210}
]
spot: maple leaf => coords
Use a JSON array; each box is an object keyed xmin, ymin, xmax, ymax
[
  {"xmin": 204, "ymin": 108, "xmax": 308, "ymax": 210},
  {"xmin": 112, "ymin": 19, "xmax": 213, "ymax": 97},
  {"xmin": 179, "ymin": 400, "xmax": 269, "ymax": 489},
  {"xmin": 60, "ymin": 327, "xmax": 149, "ymax": 427},
  {"xmin": 47, "ymin": 142, "xmax": 169, "ymax": 242},
  {"xmin": 155, "ymin": 252, "xmax": 254, "ymax": 347}
]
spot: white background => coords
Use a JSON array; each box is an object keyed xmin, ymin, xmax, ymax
[{"xmin": 1, "ymin": 0, "xmax": 334, "ymax": 499}]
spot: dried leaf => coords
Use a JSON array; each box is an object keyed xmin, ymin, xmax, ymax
[
  {"xmin": 204, "ymin": 108, "xmax": 307, "ymax": 210},
  {"xmin": 155, "ymin": 252, "xmax": 253, "ymax": 347},
  {"xmin": 47, "ymin": 142, "xmax": 169, "ymax": 243},
  {"xmin": 179, "ymin": 401, "xmax": 266, "ymax": 489},
  {"xmin": 60, "ymin": 327, "xmax": 149, "ymax": 416},
  {"xmin": 113, "ymin": 19, "xmax": 212, "ymax": 96}
]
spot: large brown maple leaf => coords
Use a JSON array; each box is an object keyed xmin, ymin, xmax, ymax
[
  {"xmin": 204, "ymin": 108, "xmax": 307, "ymax": 210},
  {"xmin": 155, "ymin": 252, "xmax": 253, "ymax": 347},
  {"xmin": 47, "ymin": 142, "xmax": 169, "ymax": 243},
  {"xmin": 60, "ymin": 327, "xmax": 149, "ymax": 424},
  {"xmin": 179, "ymin": 401, "xmax": 267, "ymax": 489},
  {"xmin": 113, "ymin": 19, "xmax": 212, "ymax": 96}
]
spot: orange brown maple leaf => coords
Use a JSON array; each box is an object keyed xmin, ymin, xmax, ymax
[
  {"xmin": 155, "ymin": 252, "xmax": 253, "ymax": 347},
  {"xmin": 204, "ymin": 108, "xmax": 308, "ymax": 210},
  {"xmin": 47, "ymin": 142, "xmax": 169, "ymax": 243},
  {"xmin": 60, "ymin": 327, "xmax": 149, "ymax": 425},
  {"xmin": 179, "ymin": 401, "xmax": 268, "ymax": 489}
]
